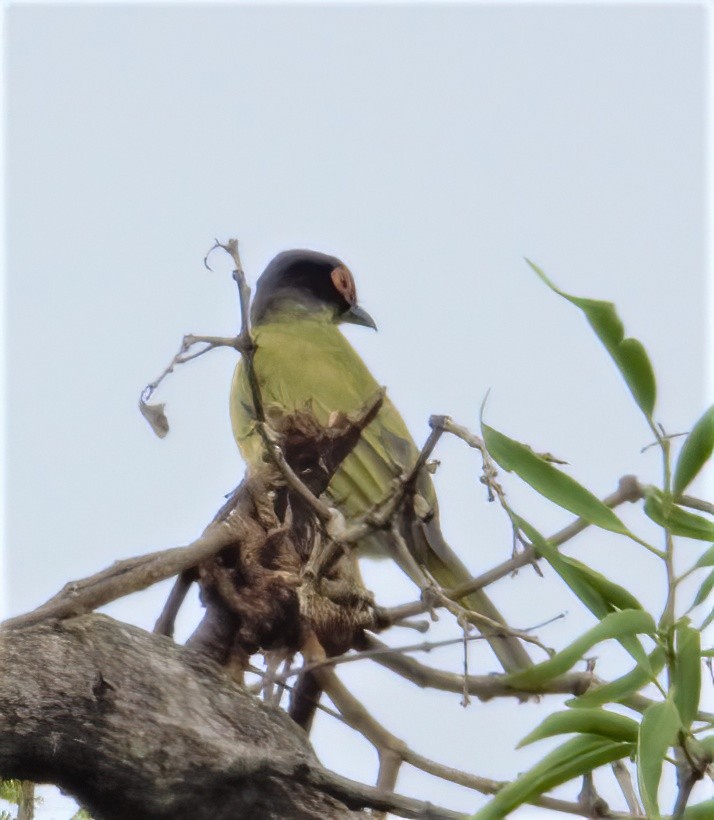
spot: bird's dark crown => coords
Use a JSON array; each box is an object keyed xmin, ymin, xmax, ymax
[{"xmin": 251, "ymin": 249, "xmax": 356, "ymax": 324}]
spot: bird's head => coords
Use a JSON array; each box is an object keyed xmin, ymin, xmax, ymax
[{"xmin": 251, "ymin": 249, "xmax": 377, "ymax": 330}]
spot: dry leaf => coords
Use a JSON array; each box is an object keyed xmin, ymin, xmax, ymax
[{"xmin": 139, "ymin": 399, "xmax": 170, "ymax": 438}]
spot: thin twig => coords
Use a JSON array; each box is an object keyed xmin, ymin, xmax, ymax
[
  {"xmin": 206, "ymin": 238, "xmax": 264, "ymax": 421},
  {"xmin": 443, "ymin": 417, "xmax": 539, "ymax": 573},
  {"xmin": 339, "ymin": 415, "xmax": 448, "ymax": 545},
  {"xmin": 404, "ymin": 748, "xmax": 634, "ymax": 818},
  {"xmin": 677, "ymin": 495, "xmax": 714, "ymax": 515},
  {"xmin": 361, "ymin": 635, "xmax": 593, "ymax": 701},
  {"xmin": 279, "ymin": 633, "xmax": 492, "ymax": 681},
  {"xmin": 611, "ymin": 760, "xmax": 643, "ymax": 816},
  {"xmin": 317, "ymin": 660, "xmax": 637, "ymax": 818},
  {"xmin": 381, "ymin": 475, "xmax": 645, "ymax": 622},
  {"xmin": 140, "ymin": 333, "xmax": 241, "ymax": 409},
  {"xmin": 263, "ymin": 435, "xmax": 335, "ymax": 523},
  {"xmin": 640, "ymin": 431, "xmax": 688, "ymax": 453},
  {"xmin": 301, "ymin": 415, "xmax": 451, "ymax": 582}
]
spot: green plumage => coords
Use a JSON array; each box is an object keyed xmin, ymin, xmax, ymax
[
  {"xmin": 231, "ymin": 306, "xmax": 531, "ymax": 672},
  {"xmin": 232, "ymin": 313, "xmax": 420, "ymax": 523}
]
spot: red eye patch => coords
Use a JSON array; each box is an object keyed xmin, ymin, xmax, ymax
[{"xmin": 330, "ymin": 266, "xmax": 357, "ymax": 305}]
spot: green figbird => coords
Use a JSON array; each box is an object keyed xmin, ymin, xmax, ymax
[{"xmin": 230, "ymin": 249, "xmax": 530, "ymax": 672}]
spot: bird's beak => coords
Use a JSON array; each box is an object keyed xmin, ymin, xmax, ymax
[{"xmin": 343, "ymin": 304, "xmax": 377, "ymax": 330}]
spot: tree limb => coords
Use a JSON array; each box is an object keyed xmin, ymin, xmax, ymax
[
  {"xmin": 0, "ymin": 615, "xmax": 463, "ymax": 820},
  {"xmin": 1, "ymin": 522, "xmax": 239, "ymax": 631}
]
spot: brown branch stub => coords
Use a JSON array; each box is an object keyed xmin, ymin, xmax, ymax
[{"xmin": 153, "ymin": 568, "xmax": 196, "ymax": 637}]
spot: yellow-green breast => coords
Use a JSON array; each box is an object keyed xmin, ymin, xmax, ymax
[{"xmin": 230, "ymin": 316, "xmax": 431, "ymax": 524}]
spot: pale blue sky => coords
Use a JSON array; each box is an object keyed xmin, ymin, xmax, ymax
[{"xmin": 4, "ymin": 2, "xmax": 711, "ymax": 817}]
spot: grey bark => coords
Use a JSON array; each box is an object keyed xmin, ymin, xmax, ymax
[{"xmin": 0, "ymin": 615, "xmax": 358, "ymax": 819}]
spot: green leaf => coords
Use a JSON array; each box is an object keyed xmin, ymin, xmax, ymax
[
  {"xmin": 672, "ymin": 622, "xmax": 701, "ymax": 729},
  {"xmin": 694, "ymin": 544, "xmax": 714, "ymax": 569},
  {"xmin": 517, "ymin": 515, "xmax": 650, "ymax": 670},
  {"xmin": 471, "ymin": 735, "xmax": 632, "ymax": 819},
  {"xmin": 482, "ymin": 424, "xmax": 629, "ymax": 534},
  {"xmin": 700, "ymin": 607, "xmax": 714, "ymax": 631},
  {"xmin": 689, "ymin": 570, "xmax": 714, "ymax": 611},
  {"xmin": 517, "ymin": 515, "xmax": 638, "ymax": 617},
  {"xmin": 637, "ymin": 700, "xmax": 681, "ymax": 820},
  {"xmin": 567, "ymin": 647, "xmax": 666, "ymax": 709},
  {"xmin": 565, "ymin": 558, "xmax": 644, "ymax": 611},
  {"xmin": 683, "ymin": 800, "xmax": 714, "ymax": 819},
  {"xmin": 673, "ymin": 406, "xmax": 714, "ymax": 497},
  {"xmin": 506, "ymin": 609, "xmax": 656, "ymax": 689},
  {"xmin": 644, "ymin": 489, "xmax": 714, "ymax": 541},
  {"xmin": 517, "ymin": 708, "xmax": 639, "ymax": 747},
  {"xmin": 527, "ymin": 260, "xmax": 656, "ymax": 417}
]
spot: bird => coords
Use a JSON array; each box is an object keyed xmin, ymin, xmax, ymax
[{"xmin": 230, "ymin": 249, "xmax": 531, "ymax": 673}]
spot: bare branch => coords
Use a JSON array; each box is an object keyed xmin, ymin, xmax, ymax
[
  {"xmin": 139, "ymin": 332, "xmax": 242, "ymax": 437},
  {"xmin": 1, "ymin": 614, "xmax": 469, "ymax": 820},
  {"xmin": 361, "ymin": 634, "xmax": 593, "ymax": 701},
  {"xmin": 364, "ymin": 634, "xmax": 714, "ymax": 726},
  {"xmin": 672, "ymin": 771, "xmax": 699, "ymax": 820},
  {"xmin": 611, "ymin": 760, "xmax": 644, "ymax": 816},
  {"xmin": 403, "ymin": 748, "xmax": 635, "ymax": 818},
  {"xmin": 263, "ymin": 435, "xmax": 336, "ymax": 524},
  {"xmin": 339, "ymin": 415, "xmax": 449, "ymax": 546},
  {"xmin": 301, "ymin": 410, "xmax": 449, "ymax": 582},
  {"xmin": 209, "ymin": 238, "xmax": 265, "ymax": 421},
  {"xmin": 153, "ymin": 568, "xmax": 195, "ymax": 637},
  {"xmin": 380, "ymin": 474, "xmax": 645, "ymax": 623},
  {"xmin": 138, "ymin": 237, "xmax": 256, "ymax": 438},
  {"xmin": 677, "ymin": 495, "xmax": 714, "ymax": 516},
  {"xmin": 280, "ymin": 633, "xmax": 493, "ymax": 681},
  {"xmin": 314, "ymin": 657, "xmax": 636, "ymax": 818},
  {"xmin": 2, "ymin": 524, "xmax": 236, "ymax": 631},
  {"xmin": 448, "ymin": 474, "xmax": 643, "ymax": 600}
]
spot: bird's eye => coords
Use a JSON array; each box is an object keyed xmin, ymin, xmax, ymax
[{"xmin": 330, "ymin": 266, "xmax": 357, "ymax": 305}]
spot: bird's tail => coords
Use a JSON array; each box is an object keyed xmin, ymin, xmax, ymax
[{"xmin": 410, "ymin": 516, "xmax": 532, "ymax": 673}]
